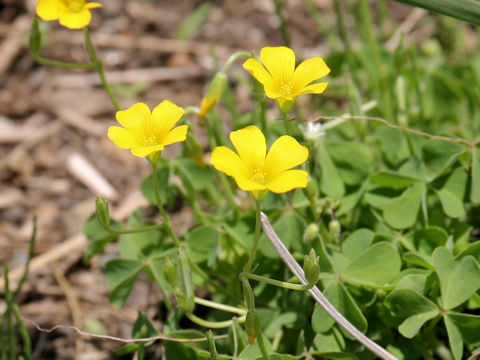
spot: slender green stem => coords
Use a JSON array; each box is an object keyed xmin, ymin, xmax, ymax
[
  {"xmin": 240, "ymin": 272, "xmax": 313, "ymax": 291},
  {"xmin": 152, "ymin": 163, "xmax": 181, "ymax": 248},
  {"xmin": 272, "ymin": 0, "xmax": 291, "ymax": 47},
  {"xmin": 257, "ymin": 331, "xmax": 271, "ymax": 360},
  {"xmin": 244, "ymin": 200, "xmax": 262, "ymax": 273},
  {"xmin": 194, "ymin": 297, "xmax": 247, "ymax": 315},
  {"xmin": 0, "ymin": 314, "xmax": 6, "ymax": 360},
  {"xmin": 184, "ymin": 106, "xmax": 200, "ymax": 116},
  {"xmin": 240, "ymin": 276, "xmax": 256, "ymax": 311},
  {"xmin": 222, "ymin": 51, "xmax": 254, "ymax": 73},
  {"xmin": 186, "ymin": 312, "xmax": 246, "ymax": 329},
  {"xmin": 13, "ymin": 217, "xmax": 37, "ymax": 302},
  {"xmin": 187, "ymin": 257, "xmax": 229, "ymax": 296},
  {"xmin": 12, "ymin": 305, "xmax": 31, "ymax": 360},
  {"xmin": 83, "ymin": 28, "xmax": 121, "ymax": 111},
  {"xmin": 3, "ymin": 265, "xmax": 15, "ymax": 360},
  {"xmin": 137, "ymin": 342, "xmax": 145, "ymax": 360},
  {"xmin": 281, "ymin": 111, "xmax": 292, "ymax": 135},
  {"xmin": 32, "ymin": 54, "xmax": 95, "ymax": 69},
  {"xmin": 207, "ymin": 330, "xmax": 219, "ymax": 360}
]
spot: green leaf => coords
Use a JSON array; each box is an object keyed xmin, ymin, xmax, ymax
[
  {"xmin": 264, "ymin": 312, "xmax": 298, "ymax": 337},
  {"xmin": 433, "ymin": 247, "xmax": 480, "ymax": 310},
  {"xmin": 391, "ymin": 0, "xmax": 480, "ymax": 27},
  {"xmin": 471, "ymin": 148, "xmax": 480, "ymax": 204},
  {"xmin": 238, "ymin": 336, "xmax": 273, "ymax": 359},
  {"xmin": 175, "ymin": 158, "xmax": 215, "ymax": 191},
  {"xmin": 106, "ymin": 259, "xmax": 144, "ymax": 308},
  {"xmin": 446, "ymin": 312, "xmax": 480, "ymax": 348},
  {"xmin": 317, "ymin": 142, "xmax": 345, "ymax": 198},
  {"xmin": 132, "ymin": 312, "xmax": 159, "ymax": 340},
  {"xmin": 421, "ymin": 139, "xmax": 466, "ymax": 180},
  {"xmin": 369, "ymin": 172, "xmax": 423, "ymax": 189},
  {"xmin": 341, "ymin": 229, "xmax": 374, "ymax": 261},
  {"xmin": 312, "ymin": 282, "xmax": 367, "ymax": 334},
  {"xmin": 433, "ymin": 168, "xmax": 468, "ymax": 218},
  {"xmin": 384, "ymin": 288, "xmax": 439, "ymax": 338},
  {"xmin": 456, "ymin": 241, "xmax": 480, "ymax": 263},
  {"xmin": 384, "ymin": 182, "xmax": 425, "ymax": 229},
  {"xmin": 164, "ymin": 341, "xmax": 201, "ymax": 360},
  {"xmin": 363, "ymin": 188, "xmax": 401, "ymax": 210},
  {"xmin": 312, "ymin": 328, "xmax": 346, "ymax": 353},
  {"xmin": 372, "ymin": 126, "xmax": 409, "ymax": 165},
  {"xmin": 396, "ymin": 271, "xmax": 432, "ymax": 294},
  {"xmin": 325, "ymin": 142, "xmax": 374, "ymax": 185},
  {"xmin": 185, "ymin": 225, "xmax": 219, "ymax": 266},
  {"xmin": 342, "ymin": 242, "xmax": 401, "ymax": 287},
  {"xmin": 175, "ymin": 2, "xmax": 214, "ymax": 41}
]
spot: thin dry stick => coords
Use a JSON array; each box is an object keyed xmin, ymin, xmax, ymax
[
  {"xmin": 467, "ymin": 350, "xmax": 480, "ymax": 360},
  {"xmin": 23, "ymin": 318, "xmax": 228, "ymax": 344},
  {"xmin": 53, "ymin": 267, "xmax": 84, "ymax": 360},
  {"xmin": 260, "ymin": 212, "xmax": 399, "ymax": 360},
  {"xmin": 311, "ymin": 114, "xmax": 476, "ymax": 148}
]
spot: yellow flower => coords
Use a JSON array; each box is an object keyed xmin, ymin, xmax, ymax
[
  {"xmin": 36, "ymin": 0, "xmax": 102, "ymax": 29},
  {"xmin": 108, "ymin": 101, "xmax": 188, "ymax": 161},
  {"xmin": 243, "ymin": 46, "xmax": 330, "ymax": 113},
  {"xmin": 210, "ymin": 125, "xmax": 309, "ymax": 200}
]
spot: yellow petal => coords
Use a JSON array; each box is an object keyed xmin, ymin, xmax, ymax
[
  {"xmin": 260, "ymin": 47, "xmax": 295, "ymax": 85},
  {"xmin": 116, "ymin": 102, "xmax": 151, "ymax": 130},
  {"xmin": 210, "ymin": 146, "xmax": 247, "ymax": 178},
  {"xmin": 235, "ymin": 177, "xmax": 267, "ymax": 192},
  {"xmin": 230, "ymin": 125, "xmax": 266, "ymax": 174},
  {"xmin": 265, "ymin": 135, "xmax": 309, "ymax": 179},
  {"xmin": 36, "ymin": 0, "xmax": 67, "ymax": 20},
  {"xmin": 131, "ymin": 144, "xmax": 164, "ymax": 158},
  {"xmin": 267, "ymin": 170, "xmax": 308, "ymax": 193},
  {"xmin": 243, "ymin": 58, "xmax": 275, "ymax": 90},
  {"xmin": 292, "ymin": 57, "xmax": 330, "ymax": 93},
  {"xmin": 163, "ymin": 125, "xmax": 188, "ymax": 146},
  {"xmin": 107, "ymin": 126, "xmax": 138, "ymax": 149},
  {"xmin": 59, "ymin": 9, "xmax": 92, "ymax": 29},
  {"xmin": 85, "ymin": 2, "xmax": 102, "ymax": 9},
  {"xmin": 293, "ymin": 82, "xmax": 328, "ymax": 96},
  {"xmin": 152, "ymin": 100, "xmax": 185, "ymax": 136}
]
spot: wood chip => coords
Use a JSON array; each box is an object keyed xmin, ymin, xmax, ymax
[{"xmin": 66, "ymin": 152, "xmax": 119, "ymax": 201}]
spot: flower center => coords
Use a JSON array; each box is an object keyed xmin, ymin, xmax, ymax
[
  {"xmin": 278, "ymin": 82, "xmax": 293, "ymax": 98},
  {"xmin": 68, "ymin": 0, "xmax": 85, "ymax": 13},
  {"xmin": 143, "ymin": 134, "xmax": 159, "ymax": 146},
  {"xmin": 251, "ymin": 168, "xmax": 267, "ymax": 185}
]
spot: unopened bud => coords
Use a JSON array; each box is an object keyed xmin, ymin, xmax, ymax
[
  {"xmin": 95, "ymin": 196, "xmax": 110, "ymax": 228},
  {"xmin": 303, "ymin": 249, "xmax": 320, "ymax": 285},
  {"xmin": 305, "ymin": 176, "xmax": 318, "ymax": 200},
  {"xmin": 199, "ymin": 72, "xmax": 228, "ymax": 118},
  {"xmin": 303, "ymin": 223, "xmax": 319, "ymax": 243},
  {"xmin": 329, "ymin": 219, "xmax": 341, "ymax": 237}
]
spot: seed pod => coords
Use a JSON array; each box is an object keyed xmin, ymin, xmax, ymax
[
  {"xmin": 176, "ymin": 248, "xmax": 195, "ymax": 314},
  {"xmin": 303, "ymin": 223, "xmax": 319, "ymax": 243}
]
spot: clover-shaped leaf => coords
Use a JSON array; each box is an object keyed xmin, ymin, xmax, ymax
[
  {"xmin": 433, "ymin": 247, "xmax": 480, "ymax": 310},
  {"xmin": 384, "ymin": 288, "xmax": 439, "ymax": 338},
  {"xmin": 384, "ymin": 182, "xmax": 425, "ymax": 229}
]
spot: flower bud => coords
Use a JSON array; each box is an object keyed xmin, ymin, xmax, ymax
[
  {"xmin": 95, "ymin": 196, "xmax": 110, "ymax": 228},
  {"xmin": 305, "ymin": 176, "xmax": 318, "ymax": 201},
  {"xmin": 199, "ymin": 72, "xmax": 228, "ymax": 119},
  {"xmin": 303, "ymin": 249, "xmax": 320, "ymax": 285},
  {"xmin": 303, "ymin": 223, "xmax": 319, "ymax": 243},
  {"xmin": 245, "ymin": 310, "xmax": 260, "ymax": 345},
  {"xmin": 328, "ymin": 219, "xmax": 341, "ymax": 238}
]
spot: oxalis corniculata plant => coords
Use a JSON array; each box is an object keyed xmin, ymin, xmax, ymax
[{"xmin": 2, "ymin": 0, "xmax": 480, "ymax": 359}]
